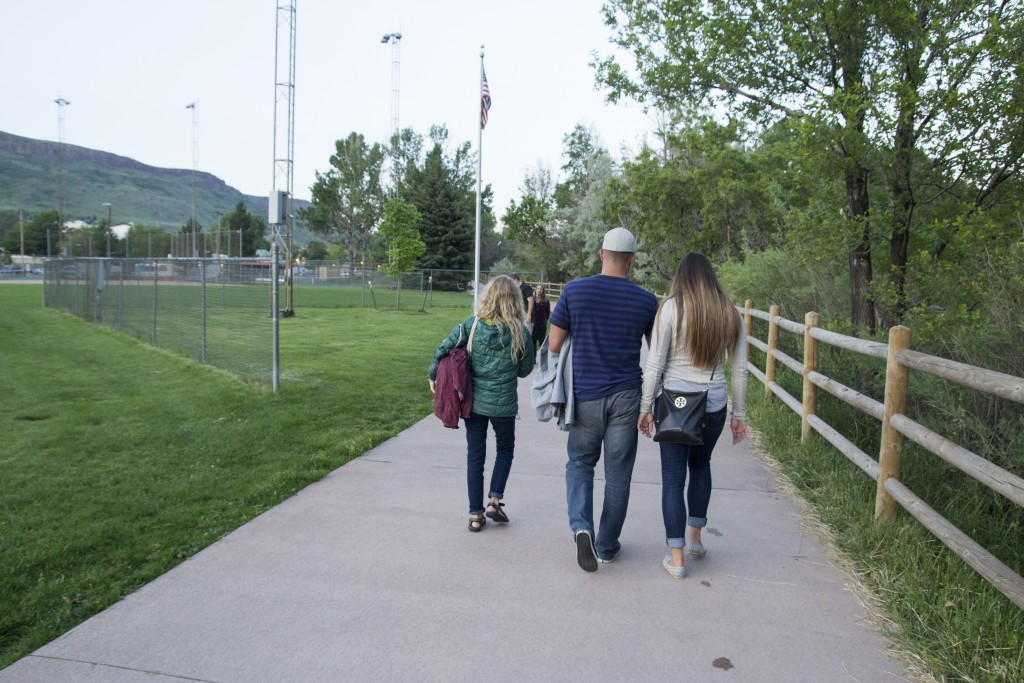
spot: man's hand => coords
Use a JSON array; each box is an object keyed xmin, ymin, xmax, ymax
[{"xmin": 428, "ymin": 379, "xmax": 436, "ymax": 394}]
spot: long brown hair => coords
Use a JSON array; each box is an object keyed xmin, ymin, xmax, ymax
[
  {"xmin": 658, "ymin": 252, "xmax": 740, "ymax": 369},
  {"xmin": 476, "ymin": 275, "xmax": 528, "ymax": 359}
]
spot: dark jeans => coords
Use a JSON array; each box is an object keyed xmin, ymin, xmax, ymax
[
  {"xmin": 464, "ymin": 412, "xmax": 516, "ymax": 514},
  {"xmin": 660, "ymin": 406, "xmax": 728, "ymax": 547},
  {"xmin": 532, "ymin": 323, "xmax": 547, "ymax": 350}
]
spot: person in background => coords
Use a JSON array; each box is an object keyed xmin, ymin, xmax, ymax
[
  {"xmin": 532, "ymin": 284, "xmax": 551, "ymax": 352},
  {"xmin": 638, "ymin": 252, "xmax": 748, "ymax": 579},
  {"xmin": 548, "ymin": 227, "xmax": 659, "ymax": 572},
  {"xmin": 428, "ymin": 275, "xmax": 535, "ymax": 532},
  {"xmin": 511, "ymin": 273, "xmax": 534, "ymax": 331}
]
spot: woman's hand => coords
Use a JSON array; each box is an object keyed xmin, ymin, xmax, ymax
[
  {"xmin": 730, "ymin": 417, "xmax": 748, "ymax": 444},
  {"xmin": 428, "ymin": 379, "xmax": 436, "ymax": 394},
  {"xmin": 638, "ymin": 411, "xmax": 654, "ymax": 438}
]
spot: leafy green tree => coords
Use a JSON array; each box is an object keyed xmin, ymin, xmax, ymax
[
  {"xmin": 607, "ymin": 118, "xmax": 778, "ymax": 278},
  {"xmin": 556, "ymin": 149, "xmax": 618, "ymax": 279},
  {"xmin": 177, "ymin": 218, "xmax": 205, "ymax": 257},
  {"xmin": 502, "ymin": 126, "xmax": 618, "ymax": 283},
  {"xmin": 503, "ymin": 162, "xmax": 551, "ymax": 234},
  {"xmin": 555, "ymin": 124, "xmax": 602, "ymax": 210},
  {"xmin": 301, "ymin": 240, "xmax": 329, "ymax": 262},
  {"xmin": 378, "ymin": 197, "xmax": 425, "ymax": 309},
  {"xmin": 300, "ymin": 132, "xmax": 385, "ymax": 274},
  {"xmin": 399, "ymin": 126, "xmax": 490, "ymax": 290},
  {"xmin": 1, "ymin": 210, "xmax": 57, "ymax": 256},
  {"xmin": 387, "ymin": 128, "xmax": 425, "ymax": 198},
  {"xmin": 124, "ymin": 225, "xmax": 171, "ymax": 259},
  {"xmin": 0, "ymin": 211, "xmax": 18, "ymax": 252},
  {"xmin": 214, "ymin": 202, "xmax": 268, "ymax": 257},
  {"xmin": 595, "ymin": 0, "xmax": 1024, "ymax": 330}
]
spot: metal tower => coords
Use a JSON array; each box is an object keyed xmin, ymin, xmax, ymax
[
  {"xmin": 55, "ymin": 97, "xmax": 70, "ymax": 255},
  {"xmin": 273, "ymin": 0, "xmax": 297, "ymax": 317},
  {"xmin": 186, "ymin": 101, "xmax": 198, "ymax": 257},
  {"xmin": 381, "ymin": 32, "xmax": 402, "ymax": 140}
]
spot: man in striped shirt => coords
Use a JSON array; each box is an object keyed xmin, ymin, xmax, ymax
[{"xmin": 548, "ymin": 227, "xmax": 659, "ymax": 572}]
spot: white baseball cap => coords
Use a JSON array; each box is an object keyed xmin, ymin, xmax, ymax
[{"xmin": 602, "ymin": 227, "xmax": 637, "ymax": 253}]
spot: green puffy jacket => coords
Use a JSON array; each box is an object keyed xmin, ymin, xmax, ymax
[{"xmin": 428, "ymin": 315, "xmax": 535, "ymax": 417}]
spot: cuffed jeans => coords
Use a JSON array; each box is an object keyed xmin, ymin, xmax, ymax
[
  {"xmin": 566, "ymin": 387, "xmax": 641, "ymax": 560},
  {"xmin": 660, "ymin": 406, "xmax": 728, "ymax": 547},
  {"xmin": 465, "ymin": 412, "xmax": 516, "ymax": 514}
]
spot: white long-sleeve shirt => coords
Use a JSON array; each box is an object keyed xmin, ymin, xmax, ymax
[{"xmin": 640, "ymin": 299, "xmax": 748, "ymax": 419}]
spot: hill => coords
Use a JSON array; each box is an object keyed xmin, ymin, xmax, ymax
[{"xmin": 0, "ymin": 131, "xmax": 310, "ymax": 240}]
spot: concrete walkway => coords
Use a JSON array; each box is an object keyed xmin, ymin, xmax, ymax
[{"xmin": 0, "ymin": 376, "xmax": 914, "ymax": 682}]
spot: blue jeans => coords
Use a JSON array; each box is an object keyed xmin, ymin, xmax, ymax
[
  {"xmin": 566, "ymin": 387, "xmax": 641, "ymax": 560},
  {"xmin": 660, "ymin": 406, "xmax": 728, "ymax": 547},
  {"xmin": 465, "ymin": 412, "xmax": 516, "ymax": 514}
]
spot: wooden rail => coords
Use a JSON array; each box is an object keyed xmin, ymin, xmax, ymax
[{"xmin": 740, "ymin": 300, "xmax": 1024, "ymax": 610}]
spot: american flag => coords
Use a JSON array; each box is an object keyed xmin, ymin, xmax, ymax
[{"xmin": 481, "ymin": 67, "xmax": 492, "ymax": 129}]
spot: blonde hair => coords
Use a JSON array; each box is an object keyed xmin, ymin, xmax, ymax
[
  {"xmin": 657, "ymin": 252, "xmax": 740, "ymax": 369},
  {"xmin": 476, "ymin": 275, "xmax": 528, "ymax": 359}
]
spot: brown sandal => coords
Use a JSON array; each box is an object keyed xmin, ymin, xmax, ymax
[{"xmin": 468, "ymin": 513, "xmax": 486, "ymax": 532}]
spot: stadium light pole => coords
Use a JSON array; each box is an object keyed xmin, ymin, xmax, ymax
[
  {"xmin": 381, "ymin": 32, "xmax": 402, "ymax": 141},
  {"xmin": 186, "ymin": 102, "xmax": 198, "ymax": 257},
  {"xmin": 55, "ymin": 97, "xmax": 70, "ymax": 256}
]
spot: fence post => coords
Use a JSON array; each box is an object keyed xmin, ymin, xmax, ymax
[
  {"xmin": 876, "ymin": 325, "xmax": 912, "ymax": 522},
  {"xmin": 744, "ymin": 299, "xmax": 753, "ymax": 361},
  {"xmin": 151, "ymin": 259, "xmax": 158, "ymax": 344},
  {"xmin": 801, "ymin": 311, "xmax": 820, "ymax": 443},
  {"xmin": 200, "ymin": 258, "xmax": 207, "ymax": 364},
  {"xmin": 765, "ymin": 304, "xmax": 780, "ymax": 399}
]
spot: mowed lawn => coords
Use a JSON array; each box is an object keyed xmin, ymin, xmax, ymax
[{"xmin": 0, "ymin": 283, "xmax": 471, "ymax": 668}]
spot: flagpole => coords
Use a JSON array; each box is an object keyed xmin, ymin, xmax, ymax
[{"xmin": 473, "ymin": 46, "xmax": 484, "ymax": 315}]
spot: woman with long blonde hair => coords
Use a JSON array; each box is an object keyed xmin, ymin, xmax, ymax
[
  {"xmin": 428, "ymin": 275, "xmax": 535, "ymax": 531},
  {"xmin": 638, "ymin": 253, "xmax": 748, "ymax": 578}
]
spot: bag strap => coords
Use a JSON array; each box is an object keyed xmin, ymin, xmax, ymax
[{"xmin": 467, "ymin": 317, "xmax": 480, "ymax": 354}]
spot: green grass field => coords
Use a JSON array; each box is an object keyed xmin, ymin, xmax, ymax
[
  {"xmin": 0, "ymin": 283, "xmax": 472, "ymax": 667},
  {"xmin": 3, "ymin": 281, "xmax": 1022, "ymax": 680}
]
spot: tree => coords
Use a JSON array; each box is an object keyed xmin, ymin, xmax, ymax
[
  {"xmin": 595, "ymin": 1, "xmax": 877, "ymax": 329},
  {"xmin": 501, "ymin": 126, "xmax": 619, "ymax": 282},
  {"xmin": 607, "ymin": 118, "xmax": 779, "ymax": 279},
  {"xmin": 555, "ymin": 124, "xmax": 602, "ymax": 209},
  {"xmin": 399, "ymin": 126, "xmax": 490, "ymax": 290},
  {"xmin": 502, "ymin": 187, "xmax": 560, "ymax": 281},
  {"xmin": 300, "ymin": 132, "xmax": 385, "ymax": 274},
  {"xmin": 124, "ymin": 224, "xmax": 171, "ymax": 258},
  {"xmin": 1, "ymin": 210, "xmax": 57, "ymax": 256},
  {"xmin": 596, "ymin": 0, "xmax": 1024, "ymax": 331},
  {"xmin": 301, "ymin": 240, "xmax": 329, "ymax": 261},
  {"xmin": 378, "ymin": 197, "xmax": 425, "ymax": 309},
  {"xmin": 215, "ymin": 202, "xmax": 268, "ymax": 257}
]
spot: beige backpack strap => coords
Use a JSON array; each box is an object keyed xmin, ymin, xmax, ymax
[{"xmin": 467, "ymin": 317, "xmax": 480, "ymax": 354}]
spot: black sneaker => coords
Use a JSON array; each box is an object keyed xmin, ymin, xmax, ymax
[{"xmin": 575, "ymin": 529, "xmax": 598, "ymax": 573}]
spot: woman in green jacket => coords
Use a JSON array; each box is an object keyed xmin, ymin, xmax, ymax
[{"xmin": 428, "ymin": 275, "xmax": 535, "ymax": 531}]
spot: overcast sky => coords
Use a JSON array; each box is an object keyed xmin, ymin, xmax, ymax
[{"xmin": 2, "ymin": 0, "xmax": 658, "ymax": 219}]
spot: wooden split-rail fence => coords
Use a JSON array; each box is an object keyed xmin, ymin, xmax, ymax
[{"xmin": 739, "ymin": 301, "xmax": 1024, "ymax": 610}]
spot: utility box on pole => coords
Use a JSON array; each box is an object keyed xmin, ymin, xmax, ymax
[{"xmin": 268, "ymin": 190, "xmax": 287, "ymax": 226}]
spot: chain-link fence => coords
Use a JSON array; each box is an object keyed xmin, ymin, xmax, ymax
[
  {"xmin": 42, "ymin": 259, "xmax": 548, "ymax": 382},
  {"xmin": 44, "ymin": 258, "xmax": 273, "ymax": 383},
  {"xmin": 289, "ymin": 264, "xmax": 545, "ymax": 310}
]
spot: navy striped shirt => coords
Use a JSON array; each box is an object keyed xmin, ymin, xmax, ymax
[{"xmin": 550, "ymin": 274, "xmax": 659, "ymax": 402}]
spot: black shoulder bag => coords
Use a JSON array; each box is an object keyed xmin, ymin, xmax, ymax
[{"xmin": 652, "ymin": 364, "xmax": 716, "ymax": 445}]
